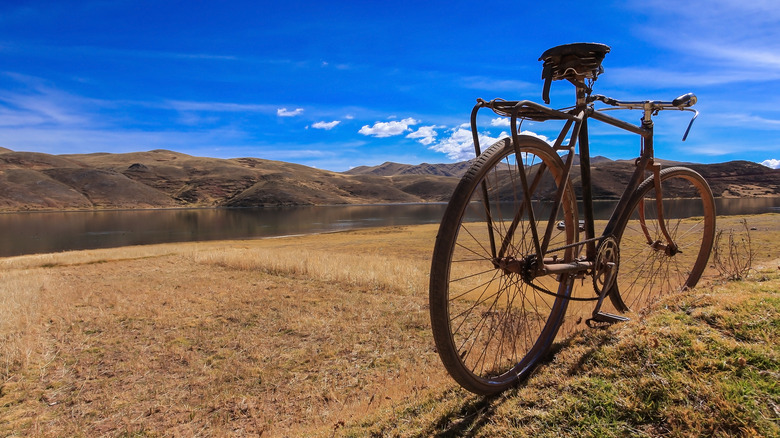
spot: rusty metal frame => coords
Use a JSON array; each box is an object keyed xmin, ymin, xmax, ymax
[{"xmin": 468, "ymin": 80, "xmax": 688, "ymax": 281}]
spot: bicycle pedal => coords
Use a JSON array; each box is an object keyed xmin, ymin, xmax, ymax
[{"xmin": 588, "ymin": 311, "xmax": 630, "ymax": 325}]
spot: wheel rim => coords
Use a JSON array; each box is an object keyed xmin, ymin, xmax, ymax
[
  {"xmin": 430, "ymin": 138, "xmax": 577, "ymax": 393},
  {"xmin": 610, "ymin": 168, "xmax": 715, "ymax": 313}
]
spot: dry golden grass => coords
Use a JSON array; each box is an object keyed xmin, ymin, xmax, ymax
[
  {"xmin": 0, "ymin": 215, "xmax": 778, "ymax": 436},
  {"xmin": 0, "ymin": 225, "xmax": 451, "ymax": 436}
]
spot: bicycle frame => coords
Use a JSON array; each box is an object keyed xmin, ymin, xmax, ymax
[
  {"xmin": 468, "ymin": 83, "xmax": 679, "ymax": 279},
  {"xmin": 430, "ymin": 42, "xmax": 714, "ymax": 394}
]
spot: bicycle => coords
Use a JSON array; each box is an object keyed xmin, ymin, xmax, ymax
[{"xmin": 429, "ymin": 43, "xmax": 716, "ymax": 395}]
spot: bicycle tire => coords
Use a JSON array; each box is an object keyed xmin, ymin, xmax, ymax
[
  {"xmin": 609, "ymin": 166, "xmax": 716, "ymax": 313},
  {"xmin": 429, "ymin": 136, "xmax": 578, "ymax": 395}
]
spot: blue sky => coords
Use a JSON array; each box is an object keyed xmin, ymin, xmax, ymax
[{"xmin": 1, "ymin": 0, "xmax": 779, "ymax": 171}]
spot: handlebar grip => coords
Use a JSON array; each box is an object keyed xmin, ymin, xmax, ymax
[{"xmin": 672, "ymin": 93, "xmax": 697, "ymax": 108}]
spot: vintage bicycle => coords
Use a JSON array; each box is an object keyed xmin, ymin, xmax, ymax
[{"xmin": 429, "ymin": 43, "xmax": 716, "ymax": 395}]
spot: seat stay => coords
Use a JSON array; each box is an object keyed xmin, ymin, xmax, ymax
[
  {"xmin": 497, "ymin": 161, "xmax": 543, "ymax": 259},
  {"xmin": 506, "ymin": 107, "xmax": 584, "ymax": 268},
  {"xmin": 510, "ymin": 111, "xmax": 543, "ymax": 262}
]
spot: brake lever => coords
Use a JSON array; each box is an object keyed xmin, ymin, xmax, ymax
[{"xmin": 681, "ymin": 108, "xmax": 699, "ymax": 141}]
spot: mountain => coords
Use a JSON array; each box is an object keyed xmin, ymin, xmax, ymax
[
  {"xmin": 0, "ymin": 148, "xmax": 777, "ymax": 211},
  {"xmin": 356, "ymin": 157, "xmax": 780, "ymax": 199},
  {"xmin": 0, "ymin": 149, "xmax": 459, "ymax": 211},
  {"xmin": 345, "ymin": 161, "xmax": 473, "ymax": 177},
  {"xmin": 346, "ymin": 156, "xmax": 612, "ymax": 178}
]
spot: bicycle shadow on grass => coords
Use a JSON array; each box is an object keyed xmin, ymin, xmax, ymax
[
  {"xmin": 423, "ymin": 328, "xmax": 618, "ymax": 436},
  {"xmin": 427, "ymin": 393, "xmax": 500, "ymax": 437}
]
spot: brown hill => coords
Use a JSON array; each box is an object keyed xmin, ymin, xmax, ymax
[
  {"xmin": 345, "ymin": 156, "xmax": 614, "ymax": 178},
  {"xmin": 686, "ymin": 161, "xmax": 780, "ymax": 197},
  {"xmin": 43, "ymin": 168, "xmax": 179, "ymax": 209},
  {"xmin": 0, "ymin": 168, "xmax": 92, "ymax": 210},
  {"xmin": 0, "ymin": 149, "xmax": 460, "ymax": 211},
  {"xmin": 0, "ymin": 148, "xmax": 777, "ymax": 211},
  {"xmin": 345, "ymin": 161, "xmax": 473, "ymax": 177}
]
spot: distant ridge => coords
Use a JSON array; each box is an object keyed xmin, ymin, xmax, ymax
[
  {"xmin": 0, "ymin": 148, "xmax": 777, "ymax": 211},
  {"xmin": 345, "ymin": 161, "xmax": 473, "ymax": 178},
  {"xmin": 347, "ymin": 155, "xmax": 615, "ymax": 178}
]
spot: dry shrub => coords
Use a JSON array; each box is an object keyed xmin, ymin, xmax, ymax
[{"xmin": 713, "ymin": 219, "xmax": 755, "ymax": 280}]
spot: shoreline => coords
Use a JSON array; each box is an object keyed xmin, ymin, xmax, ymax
[{"xmin": 3, "ymin": 194, "xmax": 780, "ymax": 214}]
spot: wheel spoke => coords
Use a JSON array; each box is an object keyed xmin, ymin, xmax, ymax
[
  {"xmin": 611, "ymin": 168, "xmax": 715, "ymax": 314},
  {"xmin": 429, "ymin": 137, "xmax": 578, "ymax": 395}
]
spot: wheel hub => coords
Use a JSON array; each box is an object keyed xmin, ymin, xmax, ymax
[
  {"xmin": 651, "ymin": 239, "xmax": 680, "ymax": 256},
  {"xmin": 494, "ymin": 255, "xmax": 539, "ymax": 282}
]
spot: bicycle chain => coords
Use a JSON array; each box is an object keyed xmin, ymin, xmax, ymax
[
  {"xmin": 524, "ymin": 277, "xmax": 600, "ymax": 302},
  {"xmin": 518, "ymin": 235, "xmax": 607, "ymax": 302}
]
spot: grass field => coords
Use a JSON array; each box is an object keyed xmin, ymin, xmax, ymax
[{"xmin": 1, "ymin": 214, "xmax": 778, "ymax": 437}]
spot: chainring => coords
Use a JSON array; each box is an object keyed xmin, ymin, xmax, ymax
[{"xmin": 593, "ymin": 236, "xmax": 620, "ymax": 296}]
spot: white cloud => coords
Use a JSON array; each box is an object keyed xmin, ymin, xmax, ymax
[
  {"xmin": 0, "ymin": 79, "xmax": 94, "ymax": 127},
  {"xmin": 406, "ymin": 125, "xmax": 439, "ymax": 145},
  {"xmin": 429, "ymin": 128, "xmax": 552, "ymax": 161},
  {"xmin": 728, "ymin": 113, "xmax": 780, "ymax": 129},
  {"xmin": 461, "ymin": 76, "xmax": 535, "ymax": 92},
  {"xmin": 311, "ymin": 120, "xmax": 340, "ymax": 130},
  {"xmin": 428, "ymin": 128, "xmax": 507, "ymax": 161},
  {"xmin": 519, "ymin": 130, "xmax": 553, "ymax": 144},
  {"xmin": 166, "ymin": 100, "xmax": 275, "ymax": 113},
  {"xmin": 607, "ymin": 67, "xmax": 780, "ymax": 88},
  {"xmin": 0, "ymin": 125, "xmax": 248, "ymax": 155},
  {"xmin": 624, "ymin": 1, "xmax": 780, "ymax": 85},
  {"xmin": 760, "ymin": 158, "xmax": 780, "ymax": 169},
  {"xmin": 688, "ymin": 139, "xmax": 780, "ymax": 156},
  {"xmin": 277, "ymin": 107, "xmax": 304, "ymax": 117},
  {"xmin": 358, "ymin": 117, "xmax": 418, "ymax": 137},
  {"xmin": 490, "ymin": 117, "xmax": 511, "ymax": 127}
]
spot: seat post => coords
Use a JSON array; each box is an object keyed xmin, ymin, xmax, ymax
[{"xmin": 576, "ymin": 83, "xmax": 589, "ymax": 108}]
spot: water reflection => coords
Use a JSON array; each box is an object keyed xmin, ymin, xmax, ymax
[
  {"xmin": 0, "ymin": 197, "xmax": 777, "ymax": 257},
  {"xmin": 0, "ymin": 205, "xmax": 450, "ymax": 257}
]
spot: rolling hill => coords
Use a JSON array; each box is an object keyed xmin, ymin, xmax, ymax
[{"xmin": 0, "ymin": 148, "xmax": 777, "ymax": 211}]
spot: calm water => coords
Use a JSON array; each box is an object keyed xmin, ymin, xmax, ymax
[{"xmin": 1, "ymin": 198, "xmax": 778, "ymax": 257}]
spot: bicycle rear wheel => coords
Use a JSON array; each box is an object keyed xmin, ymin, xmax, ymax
[
  {"xmin": 609, "ymin": 167, "xmax": 716, "ymax": 313},
  {"xmin": 429, "ymin": 136, "xmax": 578, "ymax": 395}
]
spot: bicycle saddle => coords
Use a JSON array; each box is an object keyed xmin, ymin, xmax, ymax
[{"xmin": 539, "ymin": 43, "xmax": 611, "ymax": 104}]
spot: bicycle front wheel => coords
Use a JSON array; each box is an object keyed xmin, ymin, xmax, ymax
[
  {"xmin": 610, "ymin": 167, "xmax": 716, "ymax": 313},
  {"xmin": 429, "ymin": 136, "xmax": 578, "ymax": 395}
]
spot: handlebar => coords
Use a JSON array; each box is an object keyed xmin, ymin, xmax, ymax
[
  {"xmin": 589, "ymin": 92, "xmax": 697, "ymax": 111},
  {"xmin": 589, "ymin": 93, "xmax": 699, "ymax": 141}
]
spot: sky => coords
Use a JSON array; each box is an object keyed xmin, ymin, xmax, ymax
[{"xmin": 1, "ymin": 0, "xmax": 779, "ymax": 172}]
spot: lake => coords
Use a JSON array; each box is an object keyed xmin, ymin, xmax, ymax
[{"xmin": 1, "ymin": 197, "xmax": 778, "ymax": 257}]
